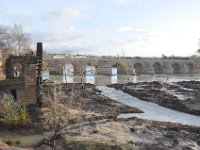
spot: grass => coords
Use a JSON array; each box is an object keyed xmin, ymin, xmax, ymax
[
  {"xmin": 0, "ymin": 133, "xmax": 53, "ymax": 147},
  {"xmin": 3, "ymin": 138, "xmax": 21, "ymax": 146},
  {"xmin": 0, "ymin": 78, "xmax": 24, "ymax": 86},
  {"xmin": 65, "ymin": 136, "xmax": 139, "ymax": 150}
]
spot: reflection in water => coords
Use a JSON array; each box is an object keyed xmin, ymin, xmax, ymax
[{"xmin": 86, "ymin": 66, "xmax": 95, "ymax": 84}]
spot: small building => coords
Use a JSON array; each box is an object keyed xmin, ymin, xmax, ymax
[{"xmin": 0, "ymin": 55, "xmax": 37, "ymax": 104}]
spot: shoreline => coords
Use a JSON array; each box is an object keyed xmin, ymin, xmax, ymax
[{"xmin": 109, "ymin": 81, "xmax": 200, "ymax": 116}]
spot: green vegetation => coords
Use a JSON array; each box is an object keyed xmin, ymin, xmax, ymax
[
  {"xmin": 0, "ymin": 96, "xmax": 28, "ymax": 127},
  {"xmin": 0, "ymin": 78, "xmax": 24, "ymax": 86}
]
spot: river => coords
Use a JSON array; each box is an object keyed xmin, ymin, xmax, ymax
[
  {"xmin": 42, "ymin": 71, "xmax": 200, "ymax": 126},
  {"xmin": 97, "ymin": 86, "xmax": 200, "ymax": 127},
  {"xmin": 43, "ymin": 71, "xmax": 200, "ymax": 86}
]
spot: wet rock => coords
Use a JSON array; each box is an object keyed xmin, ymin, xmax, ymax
[
  {"xmin": 183, "ymin": 145, "xmax": 199, "ymax": 150},
  {"xmin": 109, "ymin": 81, "xmax": 200, "ymax": 116}
]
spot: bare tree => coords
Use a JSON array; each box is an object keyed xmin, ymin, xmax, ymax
[
  {"xmin": 11, "ymin": 24, "xmax": 31, "ymax": 54},
  {"xmin": 39, "ymin": 84, "xmax": 71, "ymax": 150},
  {"xmin": 0, "ymin": 24, "xmax": 31, "ymax": 56}
]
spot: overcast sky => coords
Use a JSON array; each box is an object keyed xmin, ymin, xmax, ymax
[{"xmin": 1, "ymin": 0, "xmax": 200, "ymax": 56}]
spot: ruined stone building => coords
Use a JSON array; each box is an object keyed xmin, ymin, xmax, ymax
[
  {"xmin": 0, "ymin": 55, "xmax": 37, "ymax": 104},
  {"xmin": 0, "ymin": 42, "xmax": 43, "ymax": 105}
]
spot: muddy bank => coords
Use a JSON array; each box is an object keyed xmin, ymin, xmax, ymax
[
  {"xmin": 36, "ymin": 118, "xmax": 200, "ymax": 150},
  {"xmin": 42, "ymin": 83, "xmax": 143, "ymax": 124},
  {"xmin": 109, "ymin": 81, "xmax": 200, "ymax": 116}
]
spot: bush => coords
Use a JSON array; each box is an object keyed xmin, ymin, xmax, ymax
[{"xmin": 0, "ymin": 96, "xmax": 28, "ymax": 127}]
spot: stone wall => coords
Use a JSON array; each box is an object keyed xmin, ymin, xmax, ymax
[
  {"xmin": 44, "ymin": 57, "xmax": 200, "ymax": 75},
  {"xmin": 0, "ymin": 60, "xmax": 5, "ymax": 80},
  {"xmin": 0, "ymin": 55, "xmax": 37, "ymax": 104}
]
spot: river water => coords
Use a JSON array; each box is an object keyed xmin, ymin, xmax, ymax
[
  {"xmin": 43, "ymin": 71, "xmax": 200, "ymax": 126},
  {"xmin": 98, "ymin": 86, "xmax": 200, "ymax": 126},
  {"xmin": 43, "ymin": 71, "xmax": 200, "ymax": 86}
]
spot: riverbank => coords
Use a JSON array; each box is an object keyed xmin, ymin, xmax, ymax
[
  {"xmin": 1, "ymin": 82, "xmax": 200, "ymax": 150},
  {"xmin": 35, "ymin": 118, "xmax": 200, "ymax": 150},
  {"xmin": 0, "ymin": 82, "xmax": 142, "ymax": 149},
  {"xmin": 1, "ymin": 118, "xmax": 200, "ymax": 150},
  {"xmin": 109, "ymin": 81, "xmax": 200, "ymax": 116},
  {"xmin": 41, "ymin": 83, "xmax": 143, "ymax": 127}
]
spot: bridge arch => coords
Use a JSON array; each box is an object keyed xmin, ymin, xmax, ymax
[
  {"xmin": 64, "ymin": 63, "xmax": 74, "ymax": 75},
  {"xmin": 187, "ymin": 63, "xmax": 194, "ymax": 73},
  {"xmin": 153, "ymin": 62, "xmax": 162, "ymax": 74},
  {"xmin": 172, "ymin": 63, "xmax": 181, "ymax": 74},
  {"xmin": 113, "ymin": 61, "xmax": 127, "ymax": 74},
  {"xmin": 134, "ymin": 63, "xmax": 143, "ymax": 74}
]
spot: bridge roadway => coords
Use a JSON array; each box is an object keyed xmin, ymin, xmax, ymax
[{"xmin": 43, "ymin": 56, "xmax": 200, "ymax": 75}]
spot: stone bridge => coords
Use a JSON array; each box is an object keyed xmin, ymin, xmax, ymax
[{"xmin": 43, "ymin": 56, "xmax": 200, "ymax": 75}]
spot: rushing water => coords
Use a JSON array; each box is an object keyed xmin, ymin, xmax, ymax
[{"xmin": 98, "ymin": 86, "xmax": 200, "ymax": 126}]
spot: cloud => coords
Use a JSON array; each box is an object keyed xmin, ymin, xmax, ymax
[
  {"xmin": 31, "ymin": 26, "xmax": 81, "ymax": 50},
  {"xmin": 93, "ymin": 27, "xmax": 101, "ymax": 34},
  {"xmin": 112, "ymin": 0, "xmax": 141, "ymax": 5},
  {"xmin": 44, "ymin": 8, "xmax": 90, "ymax": 22},
  {"xmin": 105, "ymin": 38, "xmax": 126, "ymax": 46},
  {"xmin": 117, "ymin": 26, "xmax": 134, "ymax": 32},
  {"xmin": 0, "ymin": 6, "xmax": 36, "ymax": 26},
  {"xmin": 89, "ymin": 27, "xmax": 161, "ymax": 56},
  {"xmin": 117, "ymin": 26, "xmax": 154, "ymax": 34},
  {"xmin": 112, "ymin": 0, "xmax": 131, "ymax": 4}
]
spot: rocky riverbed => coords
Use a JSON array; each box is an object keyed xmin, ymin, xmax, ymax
[{"xmin": 109, "ymin": 80, "xmax": 200, "ymax": 116}]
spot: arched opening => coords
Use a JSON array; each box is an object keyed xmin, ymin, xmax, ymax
[
  {"xmin": 153, "ymin": 62, "xmax": 162, "ymax": 74},
  {"xmin": 115, "ymin": 61, "xmax": 129, "ymax": 75},
  {"xmin": 112, "ymin": 64, "xmax": 117, "ymax": 75},
  {"xmin": 63, "ymin": 63, "xmax": 74, "ymax": 83},
  {"xmin": 134, "ymin": 63, "xmax": 142, "ymax": 74},
  {"xmin": 64, "ymin": 63, "xmax": 74, "ymax": 75},
  {"xmin": 87, "ymin": 62, "xmax": 92, "ymax": 66},
  {"xmin": 86, "ymin": 65, "xmax": 95, "ymax": 75},
  {"xmin": 172, "ymin": 63, "xmax": 181, "ymax": 74},
  {"xmin": 187, "ymin": 63, "xmax": 194, "ymax": 73},
  {"xmin": 12, "ymin": 63, "xmax": 22, "ymax": 78},
  {"xmin": 86, "ymin": 65, "xmax": 96, "ymax": 84}
]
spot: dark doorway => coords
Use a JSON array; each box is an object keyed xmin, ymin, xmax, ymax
[{"xmin": 10, "ymin": 89, "xmax": 17, "ymax": 100}]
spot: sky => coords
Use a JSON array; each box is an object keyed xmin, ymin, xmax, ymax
[{"xmin": 1, "ymin": 0, "xmax": 200, "ymax": 57}]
